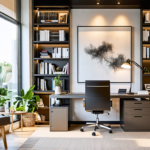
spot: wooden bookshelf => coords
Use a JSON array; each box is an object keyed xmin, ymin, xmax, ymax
[
  {"xmin": 32, "ymin": 1, "xmax": 70, "ymax": 125},
  {"xmin": 142, "ymin": 9, "xmax": 150, "ymax": 89}
]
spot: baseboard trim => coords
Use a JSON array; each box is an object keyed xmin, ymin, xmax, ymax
[{"xmin": 69, "ymin": 121, "xmax": 120, "ymax": 124}]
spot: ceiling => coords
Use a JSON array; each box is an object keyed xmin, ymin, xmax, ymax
[{"xmin": 34, "ymin": 0, "xmax": 150, "ymax": 9}]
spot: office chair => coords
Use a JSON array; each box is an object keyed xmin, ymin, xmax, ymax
[{"xmin": 80, "ymin": 80, "xmax": 112, "ymax": 136}]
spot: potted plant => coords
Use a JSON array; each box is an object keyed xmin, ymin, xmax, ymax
[
  {"xmin": 0, "ymin": 87, "xmax": 10, "ymax": 112},
  {"xmin": 54, "ymin": 74, "xmax": 62, "ymax": 94},
  {"xmin": 13, "ymin": 85, "xmax": 40, "ymax": 127}
]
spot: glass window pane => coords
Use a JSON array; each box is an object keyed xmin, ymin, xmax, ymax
[
  {"xmin": 0, "ymin": 17, "xmax": 19, "ymax": 120},
  {"xmin": 0, "ymin": 0, "xmax": 19, "ymax": 20}
]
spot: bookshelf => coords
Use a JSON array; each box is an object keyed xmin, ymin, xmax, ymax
[
  {"xmin": 32, "ymin": 1, "xmax": 70, "ymax": 125},
  {"xmin": 142, "ymin": 9, "xmax": 150, "ymax": 90}
]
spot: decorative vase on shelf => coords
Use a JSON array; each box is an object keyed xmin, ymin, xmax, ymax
[
  {"xmin": 0, "ymin": 106, "xmax": 5, "ymax": 112},
  {"xmin": 55, "ymin": 86, "xmax": 61, "ymax": 95}
]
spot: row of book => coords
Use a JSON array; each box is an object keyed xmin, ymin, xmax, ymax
[
  {"xmin": 143, "ymin": 47, "xmax": 150, "ymax": 58},
  {"xmin": 37, "ymin": 62, "xmax": 69, "ymax": 74},
  {"xmin": 143, "ymin": 29, "xmax": 150, "ymax": 41},
  {"xmin": 52, "ymin": 48, "xmax": 69, "ymax": 58},
  {"xmin": 36, "ymin": 78, "xmax": 65, "ymax": 91},
  {"xmin": 37, "ymin": 78, "xmax": 48, "ymax": 91},
  {"xmin": 144, "ymin": 12, "xmax": 150, "ymax": 23},
  {"xmin": 35, "ymin": 30, "xmax": 66, "ymax": 41},
  {"xmin": 36, "ymin": 12, "xmax": 58, "ymax": 23}
]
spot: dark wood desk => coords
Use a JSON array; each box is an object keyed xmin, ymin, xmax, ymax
[{"xmin": 50, "ymin": 93, "xmax": 150, "ymax": 99}]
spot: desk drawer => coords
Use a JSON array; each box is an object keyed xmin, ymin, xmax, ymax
[
  {"xmin": 124, "ymin": 115, "xmax": 150, "ymax": 131},
  {"xmin": 125, "ymin": 108, "xmax": 150, "ymax": 115},
  {"xmin": 124, "ymin": 101, "xmax": 150, "ymax": 108}
]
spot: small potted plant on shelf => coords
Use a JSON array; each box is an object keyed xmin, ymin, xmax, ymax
[
  {"xmin": 144, "ymin": 68, "xmax": 150, "ymax": 74},
  {"xmin": 13, "ymin": 85, "xmax": 40, "ymax": 127},
  {"xmin": 54, "ymin": 74, "xmax": 62, "ymax": 95},
  {"xmin": 0, "ymin": 87, "xmax": 10, "ymax": 112},
  {"xmin": 9, "ymin": 106, "xmax": 16, "ymax": 113}
]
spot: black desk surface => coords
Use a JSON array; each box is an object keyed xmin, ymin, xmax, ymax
[{"xmin": 50, "ymin": 93, "xmax": 150, "ymax": 99}]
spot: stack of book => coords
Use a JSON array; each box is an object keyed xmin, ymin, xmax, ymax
[
  {"xmin": 51, "ymin": 47, "xmax": 69, "ymax": 58},
  {"xmin": 145, "ymin": 12, "xmax": 150, "ymax": 23},
  {"xmin": 40, "ymin": 51, "xmax": 51, "ymax": 58},
  {"xmin": 36, "ymin": 12, "xmax": 58, "ymax": 23},
  {"xmin": 52, "ymin": 78, "xmax": 65, "ymax": 91},
  {"xmin": 50, "ymin": 32, "xmax": 59, "ymax": 41},
  {"xmin": 143, "ymin": 29, "xmax": 150, "ymax": 41},
  {"xmin": 35, "ymin": 30, "xmax": 51, "ymax": 41},
  {"xmin": 37, "ymin": 78, "xmax": 47, "ymax": 91},
  {"xmin": 37, "ymin": 62, "xmax": 69, "ymax": 75},
  {"xmin": 59, "ymin": 30, "xmax": 66, "ymax": 41},
  {"xmin": 143, "ymin": 47, "xmax": 150, "ymax": 58}
]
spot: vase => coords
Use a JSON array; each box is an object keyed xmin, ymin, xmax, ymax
[
  {"xmin": 55, "ymin": 99, "xmax": 62, "ymax": 106},
  {"xmin": 55, "ymin": 86, "xmax": 61, "ymax": 94},
  {"xmin": 0, "ymin": 106, "xmax": 5, "ymax": 112}
]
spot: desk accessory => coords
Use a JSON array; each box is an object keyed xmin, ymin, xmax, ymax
[
  {"xmin": 122, "ymin": 59, "xmax": 150, "ymax": 94},
  {"xmin": 118, "ymin": 89, "xmax": 127, "ymax": 94},
  {"xmin": 138, "ymin": 90, "xmax": 149, "ymax": 95}
]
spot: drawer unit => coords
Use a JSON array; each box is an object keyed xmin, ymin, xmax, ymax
[
  {"xmin": 50, "ymin": 107, "xmax": 68, "ymax": 131},
  {"xmin": 120, "ymin": 100, "xmax": 150, "ymax": 131},
  {"xmin": 124, "ymin": 101, "xmax": 150, "ymax": 108}
]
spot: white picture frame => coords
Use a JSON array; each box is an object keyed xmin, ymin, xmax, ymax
[
  {"xmin": 59, "ymin": 13, "xmax": 67, "ymax": 23},
  {"xmin": 77, "ymin": 26, "xmax": 132, "ymax": 83}
]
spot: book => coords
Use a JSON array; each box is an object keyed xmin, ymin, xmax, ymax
[
  {"xmin": 36, "ymin": 12, "xmax": 40, "ymax": 23},
  {"xmin": 53, "ymin": 72, "xmax": 65, "ymax": 74},
  {"xmin": 39, "ymin": 30, "xmax": 45, "ymax": 41},
  {"xmin": 37, "ymin": 78, "xmax": 39, "ymax": 90},
  {"xmin": 40, "ymin": 62, "xmax": 42, "ymax": 74},
  {"xmin": 45, "ymin": 62, "xmax": 47, "ymax": 74},
  {"xmin": 49, "ymin": 63, "xmax": 52, "ymax": 74},
  {"xmin": 147, "ymin": 48, "xmax": 150, "ymax": 59},
  {"xmin": 42, "ymin": 62, "xmax": 44, "ymax": 74},
  {"xmin": 67, "ymin": 63, "xmax": 69, "ymax": 74},
  {"xmin": 41, "ymin": 79, "xmax": 44, "ymax": 91},
  {"xmin": 35, "ymin": 31, "xmax": 39, "ymax": 41},
  {"xmin": 44, "ymin": 80, "xmax": 47, "ymax": 91},
  {"xmin": 40, "ymin": 56, "xmax": 51, "ymax": 58},
  {"xmin": 36, "ymin": 63, "xmax": 40, "ymax": 74},
  {"xmin": 143, "ymin": 47, "xmax": 146, "ymax": 58}
]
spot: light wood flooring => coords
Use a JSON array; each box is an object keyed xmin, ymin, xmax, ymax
[{"xmin": 0, "ymin": 126, "xmax": 39, "ymax": 150}]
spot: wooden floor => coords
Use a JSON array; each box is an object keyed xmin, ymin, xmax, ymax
[{"xmin": 0, "ymin": 126, "xmax": 39, "ymax": 150}]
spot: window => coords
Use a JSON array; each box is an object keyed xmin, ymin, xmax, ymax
[{"xmin": 0, "ymin": 0, "xmax": 21, "ymax": 121}]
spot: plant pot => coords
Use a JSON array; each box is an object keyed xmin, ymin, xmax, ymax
[
  {"xmin": 55, "ymin": 86, "xmax": 61, "ymax": 94},
  {"xmin": 22, "ymin": 113, "xmax": 36, "ymax": 127},
  {"xmin": 0, "ymin": 106, "xmax": 5, "ymax": 112}
]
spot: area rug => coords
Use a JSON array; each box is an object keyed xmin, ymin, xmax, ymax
[{"xmin": 18, "ymin": 125, "xmax": 150, "ymax": 150}]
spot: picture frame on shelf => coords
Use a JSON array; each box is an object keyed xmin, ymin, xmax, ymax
[
  {"xmin": 36, "ymin": 98, "xmax": 44, "ymax": 107},
  {"xmin": 145, "ymin": 84, "xmax": 150, "ymax": 91},
  {"xmin": 59, "ymin": 13, "xmax": 67, "ymax": 23}
]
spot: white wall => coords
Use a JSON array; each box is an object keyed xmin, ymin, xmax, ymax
[
  {"xmin": 21, "ymin": 0, "xmax": 32, "ymax": 92},
  {"xmin": 70, "ymin": 9, "xmax": 141, "ymax": 121}
]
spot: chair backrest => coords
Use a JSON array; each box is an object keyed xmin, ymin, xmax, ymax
[{"xmin": 85, "ymin": 80, "xmax": 110, "ymax": 111}]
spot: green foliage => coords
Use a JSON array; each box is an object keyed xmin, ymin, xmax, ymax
[
  {"xmin": 0, "ymin": 87, "xmax": 10, "ymax": 106},
  {"xmin": 13, "ymin": 85, "xmax": 40, "ymax": 113},
  {"xmin": 54, "ymin": 74, "xmax": 62, "ymax": 86},
  {"xmin": 144, "ymin": 68, "xmax": 150, "ymax": 73}
]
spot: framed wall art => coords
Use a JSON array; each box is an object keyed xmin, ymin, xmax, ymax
[{"xmin": 77, "ymin": 26, "xmax": 132, "ymax": 83}]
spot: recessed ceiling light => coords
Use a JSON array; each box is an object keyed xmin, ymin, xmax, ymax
[
  {"xmin": 118, "ymin": 2, "xmax": 120, "ymax": 4},
  {"xmin": 97, "ymin": 2, "xmax": 99, "ymax": 5}
]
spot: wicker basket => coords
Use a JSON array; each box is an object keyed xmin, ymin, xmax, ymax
[{"xmin": 22, "ymin": 113, "xmax": 36, "ymax": 127}]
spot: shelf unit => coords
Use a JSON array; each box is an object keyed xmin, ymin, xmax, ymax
[
  {"xmin": 142, "ymin": 9, "xmax": 150, "ymax": 89},
  {"xmin": 32, "ymin": 1, "xmax": 70, "ymax": 125}
]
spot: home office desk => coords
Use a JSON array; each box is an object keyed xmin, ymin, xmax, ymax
[{"xmin": 49, "ymin": 93, "xmax": 150, "ymax": 131}]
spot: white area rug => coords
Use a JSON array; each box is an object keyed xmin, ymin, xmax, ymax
[{"xmin": 18, "ymin": 125, "xmax": 150, "ymax": 150}]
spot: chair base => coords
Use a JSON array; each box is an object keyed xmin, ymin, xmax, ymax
[{"xmin": 80, "ymin": 114, "xmax": 112, "ymax": 136}]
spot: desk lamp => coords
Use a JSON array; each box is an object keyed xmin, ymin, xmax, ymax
[{"xmin": 121, "ymin": 59, "xmax": 149, "ymax": 94}]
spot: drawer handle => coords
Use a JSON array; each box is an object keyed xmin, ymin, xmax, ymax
[
  {"xmin": 134, "ymin": 103, "xmax": 142, "ymax": 104},
  {"xmin": 134, "ymin": 109, "xmax": 142, "ymax": 110},
  {"xmin": 134, "ymin": 116, "xmax": 142, "ymax": 118}
]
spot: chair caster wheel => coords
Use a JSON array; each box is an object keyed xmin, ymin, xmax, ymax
[
  {"xmin": 109, "ymin": 130, "xmax": 112, "ymax": 133},
  {"xmin": 80, "ymin": 129, "xmax": 84, "ymax": 132},
  {"xmin": 92, "ymin": 132, "xmax": 96, "ymax": 136},
  {"xmin": 96, "ymin": 126, "xmax": 98, "ymax": 129}
]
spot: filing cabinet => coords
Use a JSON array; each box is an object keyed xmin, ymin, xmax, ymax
[{"xmin": 120, "ymin": 100, "xmax": 150, "ymax": 131}]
